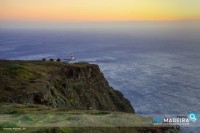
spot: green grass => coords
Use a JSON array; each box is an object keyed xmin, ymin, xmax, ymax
[
  {"xmin": 0, "ymin": 60, "xmax": 54, "ymax": 100},
  {"xmin": 8, "ymin": 110, "xmax": 23, "ymax": 114},
  {"xmin": 20, "ymin": 115, "xmax": 33, "ymax": 122},
  {"xmin": 69, "ymin": 99, "xmax": 75, "ymax": 104},
  {"xmin": 0, "ymin": 103, "xmax": 180, "ymax": 133},
  {"xmin": 0, "ymin": 64, "xmax": 33, "ymax": 78},
  {"xmin": 91, "ymin": 111, "xmax": 110, "ymax": 115},
  {"xmin": 0, "ymin": 122, "xmax": 18, "ymax": 128}
]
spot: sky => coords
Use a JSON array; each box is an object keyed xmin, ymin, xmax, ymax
[{"xmin": 0, "ymin": 0, "xmax": 200, "ymax": 22}]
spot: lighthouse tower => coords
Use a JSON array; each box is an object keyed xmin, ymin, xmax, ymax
[
  {"xmin": 70, "ymin": 54, "xmax": 75, "ymax": 61},
  {"xmin": 68, "ymin": 54, "xmax": 77, "ymax": 63}
]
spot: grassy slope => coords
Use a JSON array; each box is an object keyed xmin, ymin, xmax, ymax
[
  {"xmin": 0, "ymin": 103, "xmax": 152, "ymax": 127},
  {"xmin": 0, "ymin": 60, "xmax": 91, "ymax": 101},
  {"xmin": 0, "ymin": 60, "xmax": 52, "ymax": 100},
  {"xmin": 0, "ymin": 103, "xmax": 177, "ymax": 133}
]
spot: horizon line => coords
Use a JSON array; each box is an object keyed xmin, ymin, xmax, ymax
[{"xmin": 1, "ymin": 19, "xmax": 200, "ymax": 24}]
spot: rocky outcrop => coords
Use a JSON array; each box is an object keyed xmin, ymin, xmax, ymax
[{"xmin": 0, "ymin": 60, "xmax": 134, "ymax": 113}]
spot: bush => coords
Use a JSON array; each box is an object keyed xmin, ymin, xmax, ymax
[
  {"xmin": 42, "ymin": 58, "xmax": 46, "ymax": 61},
  {"xmin": 56, "ymin": 58, "xmax": 61, "ymax": 62},
  {"xmin": 50, "ymin": 59, "xmax": 54, "ymax": 62},
  {"xmin": 4, "ymin": 86, "xmax": 14, "ymax": 91}
]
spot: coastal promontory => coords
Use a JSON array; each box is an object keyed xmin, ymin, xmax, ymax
[{"xmin": 0, "ymin": 60, "xmax": 134, "ymax": 113}]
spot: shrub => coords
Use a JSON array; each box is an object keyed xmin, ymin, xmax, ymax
[
  {"xmin": 56, "ymin": 58, "xmax": 61, "ymax": 62},
  {"xmin": 4, "ymin": 86, "xmax": 14, "ymax": 91}
]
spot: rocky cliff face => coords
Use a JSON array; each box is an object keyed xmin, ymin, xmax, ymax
[{"xmin": 0, "ymin": 60, "xmax": 134, "ymax": 113}]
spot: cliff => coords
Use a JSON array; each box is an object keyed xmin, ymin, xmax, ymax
[{"xmin": 0, "ymin": 60, "xmax": 134, "ymax": 113}]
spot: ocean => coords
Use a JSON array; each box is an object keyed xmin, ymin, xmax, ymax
[{"xmin": 0, "ymin": 21, "xmax": 200, "ymax": 132}]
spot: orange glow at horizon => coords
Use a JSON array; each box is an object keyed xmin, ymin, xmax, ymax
[{"xmin": 0, "ymin": 0, "xmax": 200, "ymax": 22}]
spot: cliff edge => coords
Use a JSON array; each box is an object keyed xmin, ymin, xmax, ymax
[{"xmin": 0, "ymin": 60, "xmax": 134, "ymax": 113}]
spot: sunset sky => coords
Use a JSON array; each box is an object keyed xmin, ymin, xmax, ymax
[{"xmin": 0, "ymin": 0, "xmax": 200, "ymax": 22}]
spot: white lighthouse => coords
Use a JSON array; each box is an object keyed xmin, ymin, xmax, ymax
[
  {"xmin": 70, "ymin": 54, "xmax": 74, "ymax": 61},
  {"xmin": 69, "ymin": 54, "xmax": 77, "ymax": 63}
]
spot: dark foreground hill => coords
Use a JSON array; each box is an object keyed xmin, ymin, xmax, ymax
[{"xmin": 0, "ymin": 60, "xmax": 180, "ymax": 133}]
